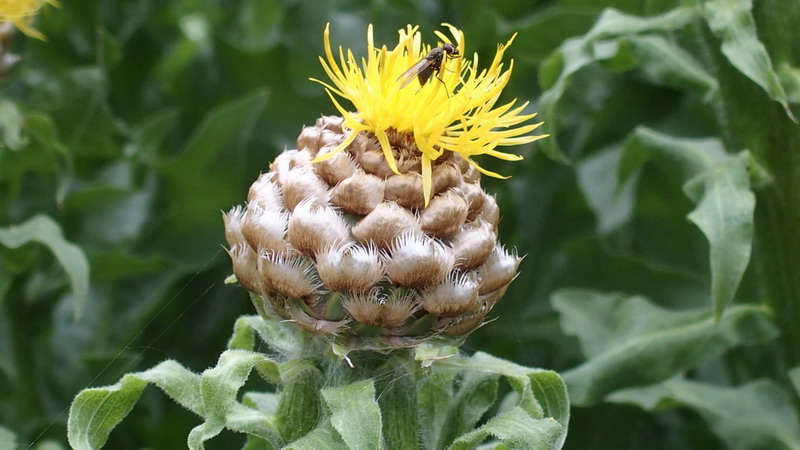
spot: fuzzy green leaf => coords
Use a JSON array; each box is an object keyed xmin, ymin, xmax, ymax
[
  {"xmin": 284, "ymin": 421, "xmax": 348, "ymax": 450},
  {"xmin": 554, "ymin": 289, "xmax": 778, "ymax": 405},
  {"xmin": 418, "ymin": 370, "xmax": 455, "ymax": 450},
  {"xmin": 68, "ymin": 372, "xmax": 149, "ymax": 450},
  {"xmin": 276, "ymin": 360, "xmax": 322, "ymax": 443},
  {"xmin": 610, "ymin": 378, "xmax": 800, "ymax": 450},
  {"xmin": 704, "ymin": 0, "xmax": 797, "ymax": 121},
  {"xmin": 223, "ymin": 403, "xmax": 282, "ymax": 448},
  {"xmin": 435, "ymin": 352, "xmax": 570, "ymax": 448},
  {"xmin": 242, "ymin": 435, "xmax": 279, "ymax": 450},
  {"xmin": 243, "ymin": 392, "xmax": 280, "ymax": 414},
  {"xmin": 228, "ymin": 315, "xmax": 258, "ymax": 351},
  {"xmin": 68, "ymin": 360, "xmax": 205, "ymax": 449},
  {"xmin": 137, "ymin": 360, "xmax": 205, "ymax": 414},
  {"xmin": 188, "ymin": 350, "xmax": 281, "ymax": 449},
  {"xmin": 321, "ymin": 380, "xmax": 383, "ymax": 450},
  {"xmin": 375, "ymin": 357, "xmax": 420, "ymax": 450},
  {"xmin": 687, "ymin": 152, "xmax": 755, "ymax": 319},
  {"xmin": 0, "ymin": 215, "xmax": 89, "ymax": 320},
  {"xmin": 68, "ymin": 352, "xmax": 282, "ymax": 450},
  {"xmin": 437, "ymin": 366, "xmax": 500, "ymax": 448},
  {"xmin": 447, "ymin": 407, "xmax": 564, "ymax": 450},
  {"xmin": 229, "ymin": 313, "xmax": 304, "ymax": 360}
]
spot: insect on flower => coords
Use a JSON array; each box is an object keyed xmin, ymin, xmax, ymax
[{"xmin": 396, "ymin": 43, "xmax": 460, "ymax": 89}]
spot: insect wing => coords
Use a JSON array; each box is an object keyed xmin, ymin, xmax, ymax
[{"xmin": 396, "ymin": 57, "xmax": 434, "ymax": 88}]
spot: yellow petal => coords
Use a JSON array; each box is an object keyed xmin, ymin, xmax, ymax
[{"xmin": 313, "ymin": 24, "xmax": 548, "ymax": 207}]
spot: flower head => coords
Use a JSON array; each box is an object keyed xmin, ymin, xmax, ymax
[
  {"xmin": 312, "ymin": 23, "xmax": 547, "ymax": 205},
  {"xmin": 0, "ymin": 0, "xmax": 58, "ymax": 40}
]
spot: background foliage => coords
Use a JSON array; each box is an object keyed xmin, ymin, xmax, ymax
[{"xmin": 1, "ymin": 0, "xmax": 799, "ymax": 448}]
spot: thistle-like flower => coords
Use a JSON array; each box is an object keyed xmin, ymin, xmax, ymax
[{"xmin": 224, "ymin": 24, "xmax": 542, "ymax": 352}]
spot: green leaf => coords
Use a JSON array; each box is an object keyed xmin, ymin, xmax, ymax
[
  {"xmin": 220, "ymin": 402, "xmax": 282, "ymax": 449},
  {"xmin": 576, "ymin": 145, "xmax": 638, "ymax": 234},
  {"xmin": 126, "ymin": 108, "xmax": 179, "ymax": 164},
  {"xmin": 321, "ymin": 379, "xmax": 383, "ymax": 450},
  {"xmin": 0, "ymin": 99, "xmax": 26, "ymax": 150},
  {"xmin": 625, "ymin": 35, "xmax": 718, "ymax": 95},
  {"xmin": 64, "ymin": 165, "xmax": 156, "ymax": 245},
  {"xmin": 31, "ymin": 440, "xmax": 65, "ymax": 450},
  {"xmin": 96, "ymin": 28, "xmax": 123, "ymax": 71},
  {"xmin": 618, "ymin": 126, "xmax": 728, "ymax": 185},
  {"xmin": 537, "ymin": 40, "xmax": 591, "ymax": 163},
  {"xmin": 375, "ymin": 357, "xmax": 420, "ymax": 450},
  {"xmin": 418, "ymin": 370, "xmax": 455, "ymax": 450},
  {"xmin": 585, "ymin": 7, "xmax": 697, "ymax": 38},
  {"xmin": 538, "ymin": 6, "xmax": 698, "ymax": 161},
  {"xmin": 554, "ymin": 289, "xmax": 778, "ymax": 405},
  {"xmin": 437, "ymin": 365, "xmax": 500, "ymax": 448},
  {"xmin": 447, "ymin": 406, "xmax": 564, "ymax": 450},
  {"xmin": 615, "ymin": 128, "xmax": 755, "ymax": 317},
  {"xmin": 23, "ymin": 114, "xmax": 74, "ymax": 207},
  {"xmin": 610, "ymin": 378, "xmax": 800, "ymax": 450},
  {"xmin": 226, "ymin": 0, "xmax": 284, "ymax": 51},
  {"xmin": 229, "ymin": 313, "xmax": 304, "ymax": 360},
  {"xmin": 687, "ymin": 152, "xmax": 755, "ymax": 320},
  {"xmin": 0, "ymin": 426, "xmax": 17, "ymax": 450},
  {"xmin": 435, "ymin": 352, "xmax": 570, "ymax": 448},
  {"xmin": 790, "ymin": 366, "xmax": 800, "ymax": 398},
  {"xmin": 276, "ymin": 360, "xmax": 322, "ymax": 443},
  {"xmin": 284, "ymin": 421, "xmax": 348, "ymax": 450},
  {"xmin": 68, "ymin": 352, "xmax": 282, "ymax": 450},
  {"xmin": 243, "ymin": 392, "xmax": 280, "ymax": 413},
  {"xmin": 0, "ymin": 215, "xmax": 90, "ymax": 320},
  {"xmin": 150, "ymin": 90, "xmax": 269, "ymax": 262},
  {"xmin": 188, "ymin": 350, "xmax": 281, "ymax": 449},
  {"xmin": 704, "ymin": 0, "xmax": 798, "ymax": 122},
  {"xmin": 137, "ymin": 360, "xmax": 205, "ymax": 414},
  {"xmin": 159, "ymin": 89, "xmax": 268, "ymax": 177},
  {"xmin": 779, "ymin": 64, "xmax": 800, "ymax": 103},
  {"xmin": 68, "ymin": 360, "xmax": 205, "ymax": 450},
  {"xmin": 228, "ymin": 315, "xmax": 258, "ymax": 351},
  {"xmin": 242, "ymin": 435, "xmax": 279, "ymax": 450},
  {"xmin": 68, "ymin": 372, "xmax": 149, "ymax": 450}
]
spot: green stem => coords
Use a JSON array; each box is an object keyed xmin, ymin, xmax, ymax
[
  {"xmin": 6, "ymin": 281, "xmax": 44, "ymax": 436},
  {"xmin": 705, "ymin": 0, "xmax": 800, "ymax": 368}
]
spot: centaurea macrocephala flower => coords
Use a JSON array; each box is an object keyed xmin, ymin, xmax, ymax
[{"xmin": 224, "ymin": 24, "xmax": 538, "ymax": 353}]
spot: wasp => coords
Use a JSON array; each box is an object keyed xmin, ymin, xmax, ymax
[{"xmin": 396, "ymin": 43, "xmax": 460, "ymax": 89}]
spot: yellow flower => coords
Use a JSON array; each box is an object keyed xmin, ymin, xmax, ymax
[
  {"xmin": 0, "ymin": 0, "xmax": 58, "ymax": 40},
  {"xmin": 312, "ymin": 23, "xmax": 547, "ymax": 205}
]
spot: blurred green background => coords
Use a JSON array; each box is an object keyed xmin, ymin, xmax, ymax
[{"xmin": 3, "ymin": 0, "xmax": 800, "ymax": 448}]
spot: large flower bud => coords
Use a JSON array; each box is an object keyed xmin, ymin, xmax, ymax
[{"xmin": 224, "ymin": 118, "xmax": 523, "ymax": 350}]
